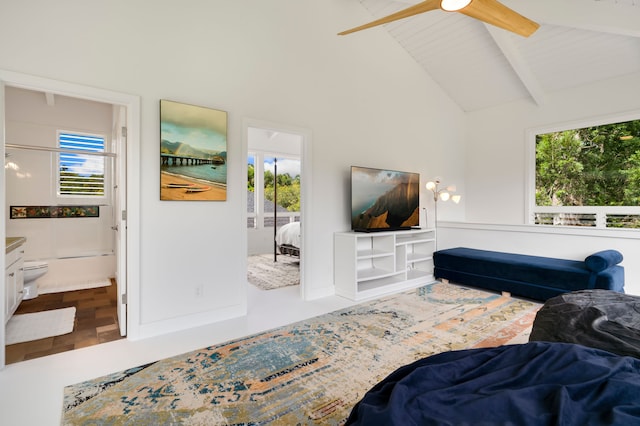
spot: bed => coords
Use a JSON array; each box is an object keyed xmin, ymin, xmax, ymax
[
  {"xmin": 346, "ymin": 289, "xmax": 640, "ymax": 425},
  {"xmin": 275, "ymin": 221, "xmax": 300, "ymax": 257},
  {"xmin": 346, "ymin": 341, "xmax": 640, "ymax": 425}
]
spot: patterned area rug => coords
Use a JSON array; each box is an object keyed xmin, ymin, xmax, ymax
[
  {"xmin": 247, "ymin": 254, "xmax": 299, "ymax": 290},
  {"xmin": 62, "ymin": 282, "xmax": 541, "ymax": 425}
]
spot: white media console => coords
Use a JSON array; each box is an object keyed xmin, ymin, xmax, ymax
[{"xmin": 334, "ymin": 228, "xmax": 437, "ymax": 301}]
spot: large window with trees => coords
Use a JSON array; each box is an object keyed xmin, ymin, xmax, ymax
[{"xmin": 530, "ymin": 116, "xmax": 640, "ymax": 228}]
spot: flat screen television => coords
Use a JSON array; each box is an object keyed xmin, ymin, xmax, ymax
[{"xmin": 351, "ymin": 165, "xmax": 420, "ymax": 232}]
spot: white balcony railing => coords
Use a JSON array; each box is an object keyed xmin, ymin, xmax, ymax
[
  {"xmin": 247, "ymin": 211, "xmax": 300, "ymax": 229},
  {"xmin": 531, "ymin": 206, "xmax": 640, "ymax": 229}
]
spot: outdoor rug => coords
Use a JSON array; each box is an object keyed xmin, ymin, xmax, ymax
[
  {"xmin": 6, "ymin": 307, "xmax": 76, "ymax": 345},
  {"xmin": 247, "ymin": 254, "xmax": 299, "ymax": 290},
  {"xmin": 62, "ymin": 281, "xmax": 541, "ymax": 425}
]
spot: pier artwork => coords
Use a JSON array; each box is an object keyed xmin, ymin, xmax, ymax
[
  {"xmin": 159, "ymin": 99, "xmax": 227, "ymax": 201},
  {"xmin": 160, "ymin": 153, "xmax": 226, "ymax": 201},
  {"xmin": 160, "ymin": 172, "xmax": 225, "ymax": 201},
  {"xmin": 160, "ymin": 153, "xmax": 225, "ymax": 167}
]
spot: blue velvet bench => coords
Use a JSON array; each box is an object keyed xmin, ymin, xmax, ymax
[{"xmin": 433, "ymin": 247, "xmax": 625, "ymax": 301}]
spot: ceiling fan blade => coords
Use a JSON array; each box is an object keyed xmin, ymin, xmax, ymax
[
  {"xmin": 458, "ymin": 0, "xmax": 539, "ymax": 37},
  {"xmin": 338, "ymin": 0, "xmax": 441, "ymax": 36}
]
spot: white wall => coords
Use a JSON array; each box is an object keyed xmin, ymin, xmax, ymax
[
  {"xmin": 0, "ymin": 1, "xmax": 466, "ymax": 338},
  {"xmin": 5, "ymin": 87, "xmax": 115, "ymax": 261}
]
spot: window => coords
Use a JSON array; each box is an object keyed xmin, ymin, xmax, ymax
[
  {"xmin": 58, "ymin": 132, "xmax": 106, "ymax": 197},
  {"xmin": 247, "ymin": 152, "xmax": 300, "ymax": 229},
  {"xmin": 247, "ymin": 154, "xmax": 256, "ymax": 228},
  {"xmin": 528, "ymin": 116, "xmax": 640, "ymax": 228}
]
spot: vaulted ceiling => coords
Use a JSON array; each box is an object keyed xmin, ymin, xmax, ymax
[{"xmin": 346, "ymin": 0, "xmax": 640, "ymax": 111}]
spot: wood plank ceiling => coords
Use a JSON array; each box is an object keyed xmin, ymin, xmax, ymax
[{"xmin": 349, "ymin": 0, "xmax": 640, "ymax": 111}]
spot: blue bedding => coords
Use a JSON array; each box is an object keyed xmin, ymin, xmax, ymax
[{"xmin": 346, "ymin": 342, "xmax": 640, "ymax": 425}]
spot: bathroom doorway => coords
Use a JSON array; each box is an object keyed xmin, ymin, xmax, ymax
[{"xmin": 0, "ymin": 70, "xmax": 140, "ymax": 368}]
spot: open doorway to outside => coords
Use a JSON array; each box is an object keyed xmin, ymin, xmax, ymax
[{"xmin": 244, "ymin": 120, "xmax": 311, "ymax": 301}]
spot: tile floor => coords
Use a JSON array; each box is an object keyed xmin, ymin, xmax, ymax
[{"xmin": 5, "ymin": 282, "xmax": 124, "ymax": 364}]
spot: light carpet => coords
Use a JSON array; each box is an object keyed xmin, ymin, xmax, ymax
[
  {"xmin": 6, "ymin": 307, "xmax": 76, "ymax": 345},
  {"xmin": 62, "ymin": 282, "xmax": 541, "ymax": 425},
  {"xmin": 247, "ymin": 254, "xmax": 299, "ymax": 290},
  {"xmin": 38, "ymin": 278, "xmax": 112, "ymax": 295}
]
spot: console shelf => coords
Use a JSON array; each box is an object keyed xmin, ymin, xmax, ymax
[{"xmin": 334, "ymin": 228, "xmax": 436, "ymax": 301}]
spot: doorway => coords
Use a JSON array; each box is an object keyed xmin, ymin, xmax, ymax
[
  {"xmin": 243, "ymin": 119, "xmax": 311, "ymax": 300},
  {"xmin": 0, "ymin": 70, "xmax": 140, "ymax": 368}
]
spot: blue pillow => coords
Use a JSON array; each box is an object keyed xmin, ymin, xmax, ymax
[{"xmin": 585, "ymin": 250, "xmax": 623, "ymax": 272}]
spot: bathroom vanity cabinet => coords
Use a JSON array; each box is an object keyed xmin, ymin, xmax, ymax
[{"xmin": 5, "ymin": 238, "xmax": 25, "ymax": 324}]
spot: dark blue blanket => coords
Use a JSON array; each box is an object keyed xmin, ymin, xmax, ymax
[{"xmin": 346, "ymin": 342, "xmax": 640, "ymax": 425}]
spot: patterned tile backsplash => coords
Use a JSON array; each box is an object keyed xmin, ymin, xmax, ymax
[{"xmin": 10, "ymin": 205, "xmax": 100, "ymax": 219}]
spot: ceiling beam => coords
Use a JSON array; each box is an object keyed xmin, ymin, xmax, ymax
[
  {"xmin": 485, "ymin": 24, "xmax": 545, "ymax": 107},
  {"xmin": 44, "ymin": 92, "xmax": 55, "ymax": 106},
  {"xmin": 392, "ymin": 0, "xmax": 640, "ymax": 37},
  {"xmin": 504, "ymin": 0, "xmax": 640, "ymax": 38}
]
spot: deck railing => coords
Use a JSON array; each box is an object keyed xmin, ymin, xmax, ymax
[{"xmin": 532, "ymin": 207, "xmax": 640, "ymax": 229}]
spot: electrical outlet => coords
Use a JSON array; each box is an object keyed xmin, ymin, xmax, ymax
[{"xmin": 195, "ymin": 284, "xmax": 204, "ymax": 298}]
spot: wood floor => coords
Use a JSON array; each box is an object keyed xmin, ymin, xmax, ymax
[{"xmin": 5, "ymin": 280, "xmax": 124, "ymax": 364}]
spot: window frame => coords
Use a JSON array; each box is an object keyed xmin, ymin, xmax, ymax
[
  {"xmin": 247, "ymin": 150, "xmax": 300, "ymax": 229},
  {"xmin": 525, "ymin": 110, "xmax": 640, "ymax": 228},
  {"xmin": 56, "ymin": 130, "xmax": 110, "ymax": 202}
]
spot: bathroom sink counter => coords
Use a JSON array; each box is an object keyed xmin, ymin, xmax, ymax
[{"xmin": 6, "ymin": 237, "xmax": 26, "ymax": 253}]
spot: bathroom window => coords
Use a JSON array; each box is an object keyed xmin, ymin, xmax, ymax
[{"xmin": 58, "ymin": 131, "xmax": 106, "ymax": 197}]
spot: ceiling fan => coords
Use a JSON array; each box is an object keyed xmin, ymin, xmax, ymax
[{"xmin": 338, "ymin": 0, "xmax": 540, "ymax": 38}]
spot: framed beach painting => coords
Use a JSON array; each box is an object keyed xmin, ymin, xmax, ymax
[{"xmin": 160, "ymin": 99, "xmax": 228, "ymax": 201}]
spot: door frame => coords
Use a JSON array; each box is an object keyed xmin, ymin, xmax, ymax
[
  {"xmin": 0, "ymin": 69, "xmax": 141, "ymax": 368},
  {"xmin": 242, "ymin": 118, "xmax": 313, "ymax": 300}
]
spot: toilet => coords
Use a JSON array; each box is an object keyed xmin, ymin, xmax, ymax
[{"xmin": 22, "ymin": 261, "xmax": 48, "ymax": 300}]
